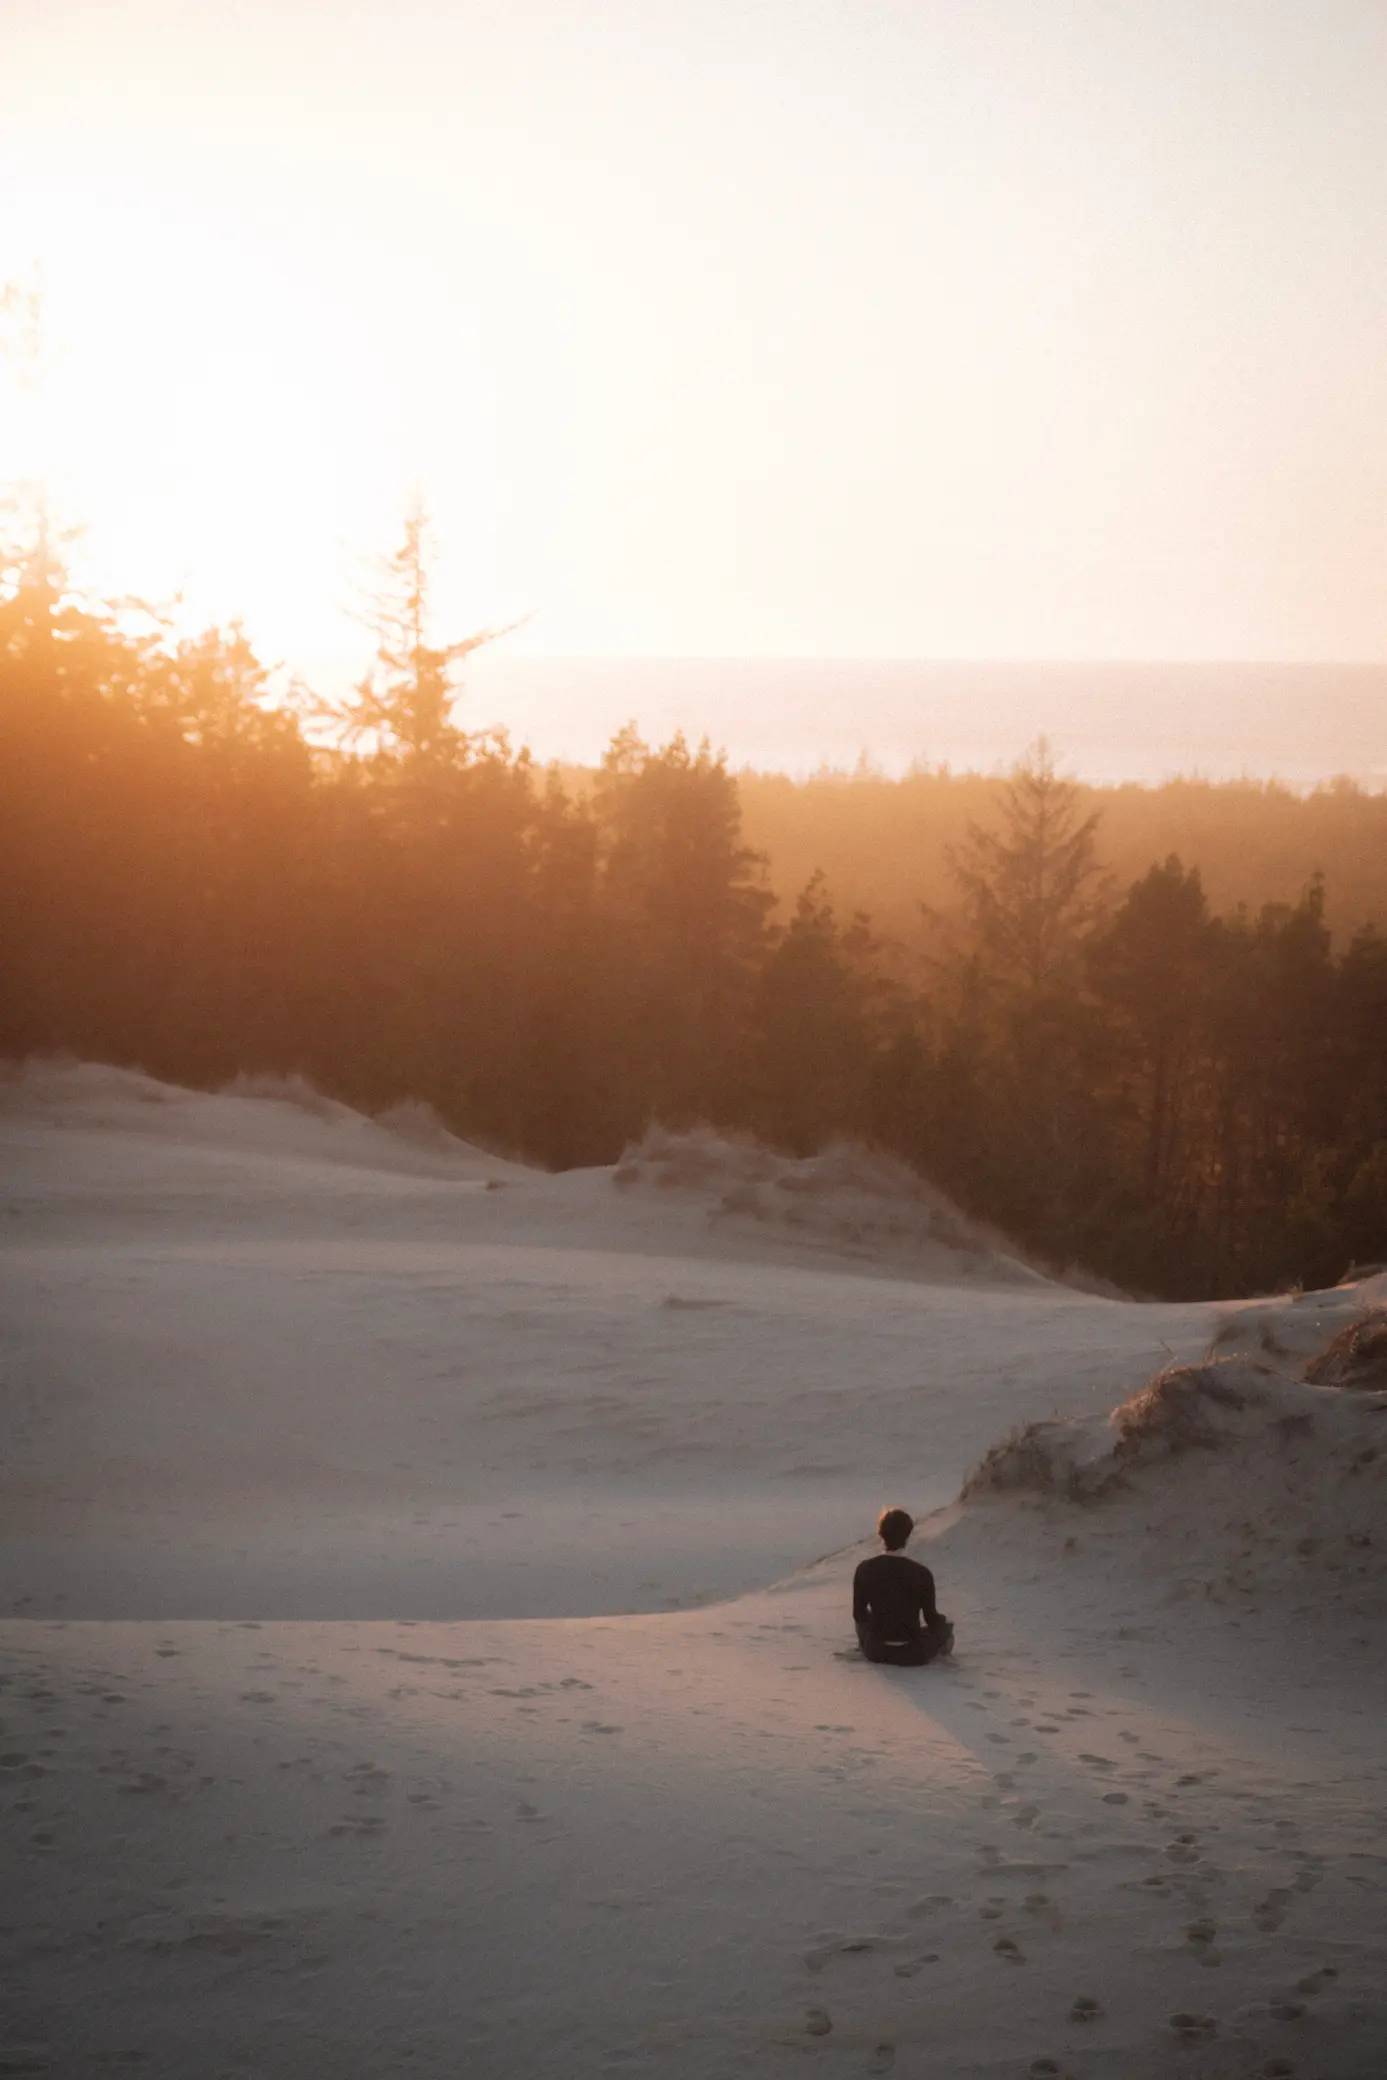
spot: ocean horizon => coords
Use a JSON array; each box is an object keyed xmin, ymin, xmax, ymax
[{"xmin": 461, "ymin": 655, "xmax": 1387, "ymax": 788}]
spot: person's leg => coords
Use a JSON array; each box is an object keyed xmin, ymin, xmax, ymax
[
  {"xmin": 868, "ymin": 1636, "xmax": 931, "ymax": 1666},
  {"xmin": 856, "ymin": 1627, "xmax": 944, "ymax": 1668}
]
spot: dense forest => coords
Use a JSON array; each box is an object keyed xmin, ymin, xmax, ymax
[
  {"xmin": 2, "ymin": 523, "xmax": 1385, "ymax": 1301},
  {"xmin": 739, "ymin": 762, "xmax": 1387, "ymax": 959}
]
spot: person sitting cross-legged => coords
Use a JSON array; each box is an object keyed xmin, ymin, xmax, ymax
[{"xmin": 852, "ymin": 1506, "xmax": 954, "ymax": 1666}]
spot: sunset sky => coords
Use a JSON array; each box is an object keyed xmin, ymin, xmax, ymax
[{"xmin": 2, "ymin": 0, "xmax": 1385, "ymax": 702}]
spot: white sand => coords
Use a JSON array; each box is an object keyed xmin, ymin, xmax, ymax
[{"xmin": 2, "ymin": 1064, "xmax": 1385, "ymax": 2077}]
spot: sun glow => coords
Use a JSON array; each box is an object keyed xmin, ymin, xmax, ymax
[
  {"xmin": 1, "ymin": 175, "xmax": 505, "ymax": 684},
  {"xmin": 3, "ymin": 0, "xmax": 1386, "ymax": 705}
]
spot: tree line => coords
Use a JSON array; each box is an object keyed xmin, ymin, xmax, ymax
[
  {"xmin": 1, "ymin": 523, "xmax": 1383, "ymax": 1300},
  {"xmin": 738, "ymin": 758, "xmax": 1387, "ymax": 963}
]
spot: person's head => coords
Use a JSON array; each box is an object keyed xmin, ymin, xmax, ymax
[{"xmin": 877, "ymin": 1506, "xmax": 914, "ymax": 1553}]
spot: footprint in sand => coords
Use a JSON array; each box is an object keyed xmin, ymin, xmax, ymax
[
  {"xmin": 907, "ymin": 1895, "xmax": 952, "ymax": 1919},
  {"xmin": 1068, "ymin": 1994, "xmax": 1102, "ymax": 2022},
  {"xmin": 345, "ymin": 1763, "xmax": 391, "ymax": 1797},
  {"xmin": 993, "ymin": 1936, "xmax": 1025, "ymax": 1963},
  {"xmin": 804, "ymin": 2007, "xmax": 832, "ymax": 2036},
  {"xmin": 1168, "ymin": 2012, "xmax": 1217, "ymax": 2044},
  {"xmin": 892, "ymin": 1954, "xmax": 938, "ymax": 1976},
  {"xmin": 804, "ymin": 1935, "xmax": 888, "ymax": 1974},
  {"xmin": 866, "ymin": 2045, "xmax": 895, "ymax": 2074},
  {"xmin": 1253, "ymin": 1889, "xmax": 1291, "ymax": 1932}
]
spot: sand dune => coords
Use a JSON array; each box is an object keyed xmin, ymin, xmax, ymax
[{"xmin": 2, "ymin": 1066, "xmax": 1385, "ymax": 2075}]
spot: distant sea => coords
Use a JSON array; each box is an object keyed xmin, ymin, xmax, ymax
[{"xmin": 463, "ymin": 657, "xmax": 1387, "ymax": 788}]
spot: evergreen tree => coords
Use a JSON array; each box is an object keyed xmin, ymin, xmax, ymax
[
  {"xmin": 594, "ymin": 728, "xmax": 772, "ymax": 1131},
  {"xmin": 327, "ymin": 498, "xmax": 511, "ymax": 766},
  {"xmin": 752, "ymin": 872, "xmax": 879, "ymax": 1154},
  {"xmin": 1090, "ymin": 856, "xmax": 1213, "ymax": 1174},
  {"xmin": 946, "ymin": 737, "xmax": 1105, "ymax": 1001},
  {"xmin": 935, "ymin": 740, "xmax": 1109, "ymax": 1255}
]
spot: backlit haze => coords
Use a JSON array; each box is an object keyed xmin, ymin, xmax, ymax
[{"xmin": 3, "ymin": 0, "xmax": 1386, "ymax": 779}]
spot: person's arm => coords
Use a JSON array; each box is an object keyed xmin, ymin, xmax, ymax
[
  {"xmin": 852, "ymin": 1563, "xmax": 871, "ymax": 1626},
  {"xmin": 915, "ymin": 1562, "xmax": 945, "ymax": 1631}
]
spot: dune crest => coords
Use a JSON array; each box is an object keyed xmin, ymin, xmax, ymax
[
  {"xmin": 956, "ymin": 1289, "xmax": 1387, "ymax": 1619},
  {"xmin": 615, "ymin": 1123, "xmax": 1057, "ymax": 1287}
]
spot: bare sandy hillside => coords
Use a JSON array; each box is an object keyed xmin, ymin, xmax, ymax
[{"xmin": 2, "ymin": 1065, "xmax": 1385, "ymax": 2077}]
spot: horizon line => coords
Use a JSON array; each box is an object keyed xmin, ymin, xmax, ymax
[{"xmin": 474, "ymin": 652, "xmax": 1387, "ymax": 670}]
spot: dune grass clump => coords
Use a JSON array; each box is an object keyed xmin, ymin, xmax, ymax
[
  {"xmin": 1304, "ymin": 1309, "xmax": 1387, "ymax": 1391},
  {"xmin": 611, "ymin": 1124, "xmax": 1056, "ymax": 1281},
  {"xmin": 613, "ymin": 1124, "xmax": 779, "ymax": 1192},
  {"xmin": 223, "ymin": 1070, "xmax": 344, "ymax": 1121},
  {"xmin": 1111, "ymin": 1360, "xmax": 1257, "ymax": 1464},
  {"xmin": 962, "ymin": 1359, "xmax": 1269, "ymax": 1506},
  {"xmin": 961, "ymin": 1420, "xmax": 1120, "ymax": 1504},
  {"xmin": 374, "ymin": 1096, "xmax": 462, "ymax": 1152},
  {"xmin": 960, "ymin": 1421, "xmax": 1064, "ymax": 1499}
]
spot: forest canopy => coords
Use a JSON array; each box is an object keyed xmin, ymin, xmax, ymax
[{"xmin": 2, "ymin": 530, "xmax": 1385, "ymax": 1302}]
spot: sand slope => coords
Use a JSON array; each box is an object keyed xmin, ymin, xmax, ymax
[{"xmin": 2, "ymin": 1066, "xmax": 1385, "ymax": 2077}]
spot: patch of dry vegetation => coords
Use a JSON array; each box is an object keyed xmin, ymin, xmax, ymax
[
  {"xmin": 1304, "ymin": 1308, "xmax": 1387, "ymax": 1391},
  {"xmin": 613, "ymin": 1125, "xmax": 1051, "ymax": 1283},
  {"xmin": 960, "ymin": 1309, "xmax": 1387, "ymax": 1607}
]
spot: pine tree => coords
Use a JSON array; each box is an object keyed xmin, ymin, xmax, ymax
[
  {"xmin": 753, "ymin": 872, "xmax": 879, "ymax": 1154},
  {"xmin": 946, "ymin": 737, "xmax": 1105, "ymax": 1000},
  {"xmin": 329, "ymin": 497, "xmax": 511, "ymax": 765},
  {"xmin": 933, "ymin": 740, "xmax": 1109, "ymax": 1254},
  {"xmin": 594, "ymin": 728, "xmax": 772, "ymax": 1130}
]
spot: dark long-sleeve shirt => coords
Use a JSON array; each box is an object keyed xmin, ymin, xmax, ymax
[{"xmin": 852, "ymin": 1553, "xmax": 945, "ymax": 1644}]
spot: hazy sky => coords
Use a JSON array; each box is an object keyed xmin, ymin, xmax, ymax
[{"xmin": 2, "ymin": 0, "xmax": 1385, "ymax": 680}]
